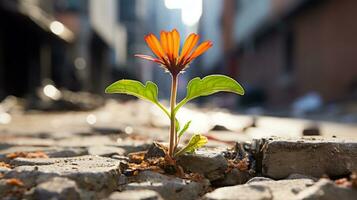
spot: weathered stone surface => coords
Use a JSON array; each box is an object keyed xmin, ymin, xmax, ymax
[
  {"xmin": 261, "ymin": 137, "xmax": 357, "ymax": 179},
  {"xmin": 0, "ymin": 137, "xmax": 56, "ymax": 146},
  {"xmin": 296, "ymin": 179, "xmax": 357, "ymax": 200},
  {"xmin": 0, "ymin": 146, "xmax": 87, "ymax": 160},
  {"xmin": 57, "ymin": 136, "xmax": 117, "ymax": 147},
  {"xmin": 204, "ymin": 184, "xmax": 271, "ymax": 200},
  {"xmin": 204, "ymin": 178, "xmax": 314, "ymax": 200},
  {"xmin": 106, "ymin": 190, "xmax": 163, "ymax": 200},
  {"xmin": 115, "ymin": 140, "xmax": 152, "ymax": 155},
  {"xmin": 87, "ymin": 146, "xmax": 125, "ymax": 156},
  {"xmin": 287, "ymin": 173, "xmax": 318, "ymax": 181},
  {"xmin": 252, "ymin": 179, "xmax": 314, "ymax": 199},
  {"xmin": 212, "ymin": 168, "xmax": 251, "ymax": 187},
  {"xmin": 29, "ymin": 177, "xmax": 80, "ymax": 200},
  {"xmin": 4, "ymin": 155, "xmax": 122, "ymax": 192},
  {"xmin": 126, "ymin": 171, "xmax": 209, "ymax": 200},
  {"xmin": 177, "ymin": 150, "xmax": 228, "ymax": 181},
  {"xmin": 246, "ymin": 176, "xmax": 274, "ymax": 184}
]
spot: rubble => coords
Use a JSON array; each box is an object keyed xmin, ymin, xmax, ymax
[
  {"xmin": 176, "ymin": 150, "xmax": 228, "ymax": 181},
  {"xmin": 106, "ymin": 190, "xmax": 163, "ymax": 200},
  {"xmin": 212, "ymin": 168, "xmax": 251, "ymax": 187},
  {"xmin": 296, "ymin": 179, "xmax": 357, "ymax": 200},
  {"xmin": 261, "ymin": 137, "xmax": 357, "ymax": 179},
  {"xmin": 28, "ymin": 177, "xmax": 81, "ymax": 200},
  {"xmin": 204, "ymin": 179, "xmax": 314, "ymax": 200},
  {"xmin": 126, "ymin": 170, "xmax": 209, "ymax": 200},
  {"xmin": 4, "ymin": 155, "xmax": 122, "ymax": 193}
]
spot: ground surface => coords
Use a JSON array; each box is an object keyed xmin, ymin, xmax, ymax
[{"xmin": 0, "ymin": 100, "xmax": 356, "ymax": 199}]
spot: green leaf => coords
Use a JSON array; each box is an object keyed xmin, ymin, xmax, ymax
[
  {"xmin": 175, "ymin": 119, "xmax": 180, "ymax": 133},
  {"xmin": 105, "ymin": 79, "xmax": 158, "ymax": 103},
  {"xmin": 174, "ymin": 134, "xmax": 208, "ymax": 157},
  {"xmin": 178, "ymin": 120, "xmax": 191, "ymax": 138},
  {"xmin": 105, "ymin": 79, "xmax": 171, "ymax": 118},
  {"xmin": 175, "ymin": 75, "xmax": 244, "ymax": 113}
]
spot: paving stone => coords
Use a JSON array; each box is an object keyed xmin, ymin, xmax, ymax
[
  {"xmin": 126, "ymin": 171, "xmax": 210, "ymax": 200},
  {"xmin": 251, "ymin": 179, "xmax": 314, "ymax": 199},
  {"xmin": 106, "ymin": 190, "xmax": 163, "ymax": 200},
  {"xmin": 177, "ymin": 150, "xmax": 228, "ymax": 181},
  {"xmin": 212, "ymin": 168, "xmax": 251, "ymax": 187},
  {"xmin": 261, "ymin": 137, "xmax": 357, "ymax": 179},
  {"xmin": 203, "ymin": 183, "xmax": 272, "ymax": 200},
  {"xmin": 204, "ymin": 178, "xmax": 314, "ymax": 200},
  {"xmin": 87, "ymin": 146, "xmax": 125, "ymax": 156},
  {"xmin": 296, "ymin": 179, "xmax": 357, "ymax": 200},
  {"xmin": 115, "ymin": 140, "xmax": 152, "ymax": 155},
  {"xmin": 0, "ymin": 137, "xmax": 56, "ymax": 146},
  {"xmin": 4, "ymin": 155, "xmax": 122, "ymax": 192},
  {"xmin": 246, "ymin": 177, "xmax": 274, "ymax": 184},
  {"xmin": 286, "ymin": 173, "xmax": 318, "ymax": 181},
  {"xmin": 0, "ymin": 146, "xmax": 87, "ymax": 160},
  {"xmin": 57, "ymin": 135, "xmax": 117, "ymax": 147},
  {"xmin": 29, "ymin": 177, "xmax": 80, "ymax": 200}
]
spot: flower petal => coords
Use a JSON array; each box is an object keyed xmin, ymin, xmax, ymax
[
  {"xmin": 134, "ymin": 54, "xmax": 164, "ymax": 65},
  {"xmin": 167, "ymin": 31, "xmax": 174, "ymax": 61},
  {"xmin": 172, "ymin": 29, "xmax": 180, "ymax": 58},
  {"xmin": 145, "ymin": 34, "xmax": 166, "ymax": 60},
  {"xmin": 160, "ymin": 31, "xmax": 169, "ymax": 56},
  {"xmin": 187, "ymin": 41, "xmax": 213, "ymax": 61},
  {"xmin": 179, "ymin": 33, "xmax": 199, "ymax": 62}
]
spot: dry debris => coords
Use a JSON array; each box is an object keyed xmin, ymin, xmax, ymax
[
  {"xmin": 126, "ymin": 147, "xmax": 205, "ymax": 182},
  {"xmin": 0, "ymin": 161, "xmax": 11, "ymax": 168},
  {"xmin": 6, "ymin": 151, "xmax": 49, "ymax": 159},
  {"xmin": 6, "ymin": 178, "xmax": 24, "ymax": 187},
  {"xmin": 226, "ymin": 157, "xmax": 249, "ymax": 173},
  {"xmin": 335, "ymin": 178, "xmax": 351, "ymax": 187},
  {"xmin": 332, "ymin": 172, "xmax": 357, "ymax": 189}
]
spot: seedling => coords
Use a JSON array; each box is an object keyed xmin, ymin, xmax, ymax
[{"xmin": 106, "ymin": 29, "xmax": 244, "ymax": 159}]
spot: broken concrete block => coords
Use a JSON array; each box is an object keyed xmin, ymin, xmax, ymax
[
  {"xmin": 204, "ymin": 184, "xmax": 271, "ymax": 200},
  {"xmin": 212, "ymin": 168, "xmax": 251, "ymax": 187},
  {"xmin": 107, "ymin": 190, "xmax": 163, "ymax": 200},
  {"xmin": 30, "ymin": 177, "xmax": 80, "ymax": 200},
  {"xmin": 204, "ymin": 179, "xmax": 314, "ymax": 200},
  {"xmin": 87, "ymin": 146, "xmax": 125, "ymax": 157},
  {"xmin": 4, "ymin": 155, "xmax": 122, "ymax": 192},
  {"xmin": 177, "ymin": 150, "xmax": 228, "ymax": 181},
  {"xmin": 261, "ymin": 137, "xmax": 357, "ymax": 179},
  {"xmin": 246, "ymin": 176, "xmax": 274, "ymax": 184},
  {"xmin": 296, "ymin": 179, "xmax": 357, "ymax": 200},
  {"xmin": 126, "ymin": 171, "xmax": 209, "ymax": 200}
]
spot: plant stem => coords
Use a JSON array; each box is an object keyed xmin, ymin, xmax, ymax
[{"xmin": 169, "ymin": 74, "xmax": 178, "ymax": 157}]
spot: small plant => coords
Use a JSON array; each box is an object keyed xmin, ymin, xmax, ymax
[{"xmin": 106, "ymin": 29, "xmax": 244, "ymax": 159}]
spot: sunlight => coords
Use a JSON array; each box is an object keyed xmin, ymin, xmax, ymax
[
  {"xmin": 49, "ymin": 21, "xmax": 65, "ymax": 35},
  {"xmin": 164, "ymin": 0, "xmax": 202, "ymax": 26},
  {"xmin": 43, "ymin": 84, "xmax": 61, "ymax": 100}
]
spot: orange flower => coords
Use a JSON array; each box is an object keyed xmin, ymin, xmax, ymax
[{"xmin": 135, "ymin": 29, "xmax": 212, "ymax": 75}]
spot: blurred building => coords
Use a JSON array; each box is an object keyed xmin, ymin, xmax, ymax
[
  {"xmin": 0, "ymin": 0, "xmax": 76, "ymax": 99},
  {"xmin": 0, "ymin": 0, "xmax": 206, "ymax": 101},
  {"xmin": 0, "ymin": 0, "xmax": 136, "ymax": 99},
  {"xmin": 223, "ymin": 0, "xmax": 357, "ymax": 106}
]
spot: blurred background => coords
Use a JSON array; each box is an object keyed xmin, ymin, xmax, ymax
[{"xmin": 0, "ymin": 0, "xmax": 357, "ymax": 124}]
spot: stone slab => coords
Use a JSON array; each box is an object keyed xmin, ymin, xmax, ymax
[
  {"xmin": 261, "ymin": 137, "xmax": 357, "ymax": 179},
  {"xmin": 4, "ymin": 155, "xmax": 122, "ymax": 192}
]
